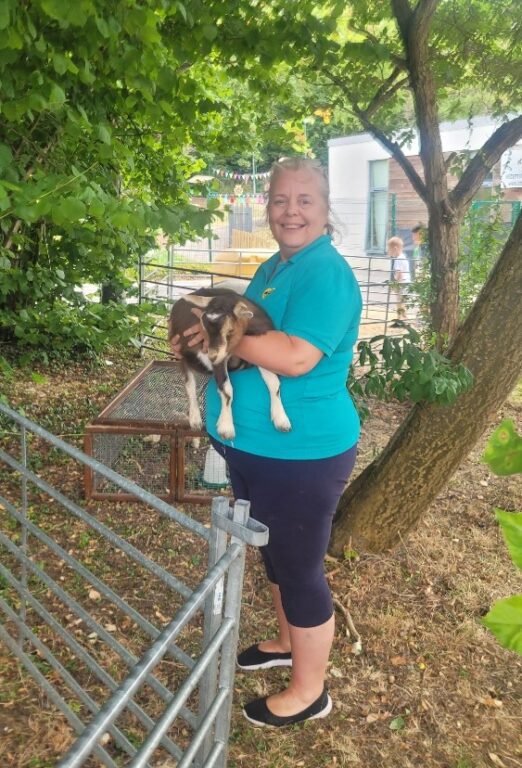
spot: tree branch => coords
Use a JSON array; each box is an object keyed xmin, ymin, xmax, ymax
[
  {"xmin": 449, "ymin": 115, "xmax": 522, "ymax": 217},
  {"xmin": 346, "ymin": 24, "xmax": 408, "ymax": 71},
  {"xmin": 360, "ymin": 116, "xmax": 428, "ymax": 202},
  {"xmin": 324, "ymin": 71, "xmax": 428, "ymax": 202},
  {"xmin": 365, "ymin": 68, "xmax": 410, "ymax": 119},
  {"xmin": 412, "ymin": 0, "xmax": 441, "ymax": 39},
  {"xmin": 391, "ymin": 0, "xmax": 413, "ymax": 39}
]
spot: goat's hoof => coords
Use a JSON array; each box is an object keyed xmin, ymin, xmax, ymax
[
  {"xmin": 274, "ymin": 416, "xmax": 292, "ymax": 432},
  {"xmin": 217, "ymin": 425, "xmax": 235, "ymax": 441},
  {"xmin": 189, "ymin": 417, "xmax": 203, "ymax": 431}
]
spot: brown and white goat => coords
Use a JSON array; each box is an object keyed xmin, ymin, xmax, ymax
[{"xmin": 168, "ymin": 288, "xmax": 291, "ymax": 440}]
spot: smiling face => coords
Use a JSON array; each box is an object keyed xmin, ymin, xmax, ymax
[{"xmin": 268, "ymin": 168, "xmax": 329, "ymax": 260}]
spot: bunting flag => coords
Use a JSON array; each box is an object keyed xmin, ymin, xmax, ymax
[
  {"xmin": 211, "ymin": 167, "xmax": 271, "ymax": 181},
  {"xmin": 208, "ymin": 193, "xmax": 267, "ymax": 204}
]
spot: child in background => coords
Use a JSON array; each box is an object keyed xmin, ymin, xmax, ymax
[{"xmin": 387, "ymin": 236, "xmax": 411, "ymax": 321}]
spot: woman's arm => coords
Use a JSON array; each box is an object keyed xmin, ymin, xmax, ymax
[{"xmin": 234, "ymin": 331, "xmax": 323, "ymax": 377}]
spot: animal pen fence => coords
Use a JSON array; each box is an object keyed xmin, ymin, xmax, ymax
[
  {"xmin": 138, "ymin": 195, "xmax": 520, "ymax": 362},
  {"xmin": 0, "ymin": 401, "xmax": 268, "ymax": 767}
]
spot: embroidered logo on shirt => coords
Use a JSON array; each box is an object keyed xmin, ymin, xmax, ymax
[{"xmin": 262, "ymin": 288, "xmax": 276, "ymax": 299}]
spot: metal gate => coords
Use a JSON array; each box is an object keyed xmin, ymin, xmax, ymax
[{"xmin": 0, "ymin": 402, "xmax": 268, "ymax": 767}]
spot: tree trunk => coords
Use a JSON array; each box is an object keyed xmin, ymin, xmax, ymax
[
  {"xmin": 330, "ymin": 212, "xmax": 522, "ymax": 555},
  {"xmin": 427, "ymin": 211, "xmax": 460, "ymax": 342}
]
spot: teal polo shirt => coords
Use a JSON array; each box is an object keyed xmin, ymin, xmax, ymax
[{"xmin": 205, "ymin": 235, "xmax": 362, "ymax": 459}]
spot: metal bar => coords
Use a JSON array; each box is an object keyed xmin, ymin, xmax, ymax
[
  {"xmin": 0, "ymin": 564, "xmax": 188, "ymax": 753},
  {"xmin": 0, "ymin": 536, "xmax": 197, "ymax": 729},
  {"xmin": 0, "ymin": 623, "xmax": 118, "ymax": 768},
  {"xmin": 57, "ymin": 546, "xmax": 241, "ymax": 768},
  {"xmin": 0, "ymin": 402, "xmax": 210, "ymax": 542},
  {"xmin": 0, "ymin": 458, "xmax": 195, "ymax": 599},
  {"xmin": 197, "ymin": 497, "xmax": 229, "ymax": 767},
  {"xmin": 200, "ymin": 736, "xmax": 226, "ymax": 768},
  {"xmin": 212, "ymin": 501, "xmax": 268, "ymax": 547},
  {"xmin": 0, "ymin": 493, "xmax": 195, "ymax": 669},
  {"xmin": 176, "ymin": 688, "xmax": 228, "ymax": 768},
  {"xmin": 0, "ymin": 599, "xmax": 140, "ymax": 759},
  {"xmin": 213, "ymin": 500, "xmax": 252, "ymax": 768},
  {"xmin": 128, "ymin": 618, "xmax": 235, "ymax": 768},
  {"xmin": 19, "ymin": 423, "xmax": 28, "ymax": 647}
]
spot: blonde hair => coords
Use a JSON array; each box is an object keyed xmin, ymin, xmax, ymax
[
  {"xmin": 267, "ymin": 157, "xmax": 334, "ymax": 236},
  {"xmin": 387, "ymin": 236, "xmax": 404, "ymax": 251}
]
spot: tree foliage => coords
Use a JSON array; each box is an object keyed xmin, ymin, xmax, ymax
[{"xmin": 0, "ymin": 0, "xmax": 293, "ymax": 357}]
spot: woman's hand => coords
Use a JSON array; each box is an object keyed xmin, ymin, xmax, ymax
[{"xmin": 169, "ymin": 308, "xmax": 207, "ymax": 360}]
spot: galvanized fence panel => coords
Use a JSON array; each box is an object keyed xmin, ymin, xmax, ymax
[{"xmin": 0, "ymin": 402, "xmax": 268, "ymax": 767}]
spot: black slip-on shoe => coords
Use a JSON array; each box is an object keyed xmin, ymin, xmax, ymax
[
  {"xmin": 237, "ymin": 644, "xmax": 292, "ymax": 671},
  {"xmin": 243, "ymin": 687, "xmax": 332, "ymax": 727}
]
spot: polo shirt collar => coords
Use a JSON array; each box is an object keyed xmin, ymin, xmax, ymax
[{"xmin": 279, "ymin": 234, "xmax": 331, "ymax": 266}]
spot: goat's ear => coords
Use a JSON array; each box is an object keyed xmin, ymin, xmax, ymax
[
  {"xmin": 187, "ymin": 295, "xmax": 213, "ymax": 309},
  {"xmin": 234, "ymin": 302, "xmax": 254, "ymax": 320}
]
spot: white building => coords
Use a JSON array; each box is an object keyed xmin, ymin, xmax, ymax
[{"xmin": 328, "ymin": 116, "xmax": 522, "ymax": 262}]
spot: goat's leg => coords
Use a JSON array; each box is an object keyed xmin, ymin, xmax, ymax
[
  {"xmin": 181, "ymin": 362, "xmax": 202, "ymax": 431},
  {"xmin": 258, "ymin": 367, "xmax": 292, "ymax": 432},
  {"xmin": 214, "ymin": 361, "xmax": 235, "ymax": 440}
]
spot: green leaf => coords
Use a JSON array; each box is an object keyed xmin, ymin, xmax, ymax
[
  {"xmin": 0, "ymin": 143, "xmax": 13, "ymax": 171},
  {"xmin": 175, "ymin": 1, "xmax": 188, "ymax": 21},
  {"xmin": 389, "ymin": 716, "xmax": 406, "ymax": 731},
  {"xmin": 97, "ymin": 124, "xmax": 112, "ymax": 145},
  {"xmin": 49, "ymin": 83, "xmax": 66, "ymax": 108},
  {"xmin": 202, "ymin": 24, "xmax": 218, "ymax": 41},
  {"xmin": 482, "ymin": 595, "xmax": 522, "ymax": 655},
  {"xmin": 52, "ymin": 53, "xmax": 69, "ymax": 74},
  {"xmin": 89, "ymin": 198, "xmax": 105, "ymax": 218},
  {"xmin": 31, "ymin": 372, "xmax": 49, "ymax": 384},
  {"xmin": 0, "ymin": 3, "xmax": 9, "ymax": 30},
  {"xmin": 95, "ymin": 16, "xmax": 110, "ymax": 38},
  {"xmin": 496, "ymin": 510, "xmax": 522, "ymax": 570},
  {"xmin": 483, "ymin": 419, "xmax": 522, "ymax": 476},
  {"xmin": 53, "ymin": 197, "xmax": 87, "ymax": 224}
]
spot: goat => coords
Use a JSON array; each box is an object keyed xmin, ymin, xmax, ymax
[{"xmin": 167, "ymin": 288, "xmax": 291, "ymax": 441}]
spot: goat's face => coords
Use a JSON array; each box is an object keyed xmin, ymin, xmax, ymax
[{"xmin": 202, "ymin": 302, "xmax": 253, "ymax": 365}]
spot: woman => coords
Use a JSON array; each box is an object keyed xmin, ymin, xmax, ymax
[{"xmin": 173, "ymin": 157, "xmax": 362, "ymax": 727}]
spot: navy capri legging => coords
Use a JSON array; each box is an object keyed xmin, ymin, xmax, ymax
[{"xmin": 210, "ymin": 439, "xmax": 357, "ymax": 628}]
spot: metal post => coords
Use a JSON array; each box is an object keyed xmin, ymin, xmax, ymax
[
  {"xmin": 196, "ymin": 496, "xmax": 229, "ymax": 766},
  {"xmin": 167, "ymin": 243, "xmax": 174, "ymax": 303},
  {"xmin": 138, "ymin": 252, "xmax": 145, "ymax": 354},
  {"xmin": 212, "ymin": 499, "xmax": 251, "ymax": 768},
  {"xmin": 19, "ymin": 424, "xmax": 28, "ymax": 649},
  {"xmin": 365, "ymin": 254, "xmax": 371, "ymax": 318},
  {"xmin": 390, "ymin": 193, "xmax": 397, "ymax": 236}
]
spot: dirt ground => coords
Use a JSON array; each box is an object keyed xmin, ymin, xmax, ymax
[{"xmin": 0, "ymin": 348, "xmax": 521, "ymax": 768}]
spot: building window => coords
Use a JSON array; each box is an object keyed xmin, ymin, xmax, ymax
[{"xmin": 366, "ymin": 159, "xmax": 389, "ymax": 253}]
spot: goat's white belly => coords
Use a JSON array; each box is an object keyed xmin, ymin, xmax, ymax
[{"xmin": 196, "ymin": 351, "xmax": 214, "ymax": 372}]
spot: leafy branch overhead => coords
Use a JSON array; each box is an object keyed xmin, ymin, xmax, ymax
[{"xmin": 0, "ymin": 0, "xmax": 295, "ymax": 356}]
